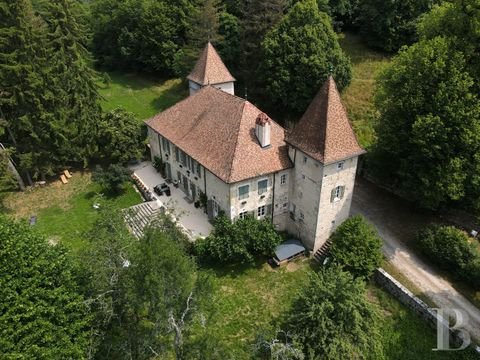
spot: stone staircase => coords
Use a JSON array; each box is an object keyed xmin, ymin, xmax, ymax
[
  {"xmin": 124, "ymin": 201, "xmax": 163, "ymax": 238},
  {"xmin": 313, "ymin": 238, "xmax": 333, "ymax": 264}
]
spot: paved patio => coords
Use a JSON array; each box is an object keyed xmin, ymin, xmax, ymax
[{"xmin": 130, "ymin": 161, "xmax": 213, "ymax": 239}]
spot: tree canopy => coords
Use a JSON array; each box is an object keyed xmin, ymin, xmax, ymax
[
  {"xmin": 260, "ymin": 0, "xmax": 351, "ymax": 116},
  {"xmin": 0, "ymin": 215, "xmax": 91, "ymax": 358},
  {"xmin": 329, "ymin": 215, "xmax": 383, "ymax": 279},
  {"xmin": 286, "ymin": 266, "xmax": 384, "ymax": 359},
  {"xmin": 358, "ymin": 0, "xmax": 437, "ymax": 52},
  {"xmin": 371, "ymin": 36, "xmax": 480, "ymax": 211}
]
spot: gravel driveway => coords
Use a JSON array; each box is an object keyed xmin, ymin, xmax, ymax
[{"xmin": 351, "ymin": 177, "xmax": 480, "ymax": 344}]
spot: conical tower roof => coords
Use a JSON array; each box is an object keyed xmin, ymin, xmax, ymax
[
  {"xmin": 286, "ymin": 76, "xmax": 365, "ymax": 164},
  {"xmin": 187, "ymin": 42, "xmax": 236, "ymax": 85}
]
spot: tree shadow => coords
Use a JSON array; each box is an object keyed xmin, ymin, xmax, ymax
[{"xmin": 149, "ymin": 80, "xmax": 188, "ymax": 114}]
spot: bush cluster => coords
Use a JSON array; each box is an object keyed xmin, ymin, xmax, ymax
[
  {"xmin": 416, "ymin": 225, "xmax": 480, "ymax": 287},
  {"xmin": 194, "ymin": 215, "xmax": 282, "ymax": 264},
  {"xmin": 329, "ymin": 216, "xmax": 383, "ymax": 279}
]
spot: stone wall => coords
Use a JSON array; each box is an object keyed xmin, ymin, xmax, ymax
[{"xmin": 375, "ymin": 268, "xmax": 479, "ymax": 352}]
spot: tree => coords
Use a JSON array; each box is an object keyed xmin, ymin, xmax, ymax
[
  {"xmin": 173, "ymin": 0, "xmax": 223, "ymax": 76},
  {"xmin": 241, "ymin": 0, "xmax": 286, "ymax": 86},
  {"xmin": 372, "ymin": 36, "xmax": 480, "ymax": 211},
  {"xmin": 416, "ymin": 225, "xmax": 480, "ymax": 287},
  {"xmin": 79, "ymin": 206, "xmax": 138, "ymax": 358},
  {"xmin": 39, "ymin": 0, "xmax": 102, "ymax": 166},
  {"xmin": 286, "ymin": 266, "xmax": 384, "ymax": 359},
  {"xmin": 329, "ymin": 215, "xmax": 383, "ymax": 279},
  {"xmin": 96, "ymin": 108, "xmax": 143, "ymax": 164},
  {"xmin": 358, "ymin": 0, "xmax": 437, "ymax": 52},
  {"xmin": 90, "ymin": 0, "xmax": 194, "ymax": 75},
  {"xmin": 417, "ymin": 0, "xmax": 480, "ymax": 91},
  {"xmin": 0, "ymin": 215, "xmax": 91, "ymax": 358},
  {"xmin": 194, "ymin": 214, "xmax": 282, "ymax": 264},
  {"xmin": 260, "ymin": 0, "xmax": 351, "ymax": 116},
  {"xmin": 0, "ymin": 0, "xmax": 54, "ymax": 180},
  {"xmin": 92, "ymin": 164, "xmax": 132, "ymax": 194}
]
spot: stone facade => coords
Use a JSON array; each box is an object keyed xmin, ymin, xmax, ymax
[{"xmin": 285, "ymin": 147, "xmax": 358, "ymax": 251}]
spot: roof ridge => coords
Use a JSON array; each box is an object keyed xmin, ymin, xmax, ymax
[{"xmin": 226, "ymin": 101, "xmax": 247, "ymax": 182}]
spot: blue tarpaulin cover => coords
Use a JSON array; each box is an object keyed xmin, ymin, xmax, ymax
[{"xmin": 274, "ymin": 239, "xmax": 305, "ymax": 261}]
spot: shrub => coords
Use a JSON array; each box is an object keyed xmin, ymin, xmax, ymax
[
  {"xmin": 92, "ymin": 164, "xmax": 132, "ymax": 195},
  {"xmin": 194, "ymin": 215, "xmax": 282, "ymax": 264},
  {"xmin": 285, "ymin": 265, "xmax": 384, "ymax": 359},
  {"xmin": 329, "ymin": 216, "xmax": 383, "ymax": 279},
  {"xmin": 416, "ymin": 225, "xmax": 480, "ymax": 287}
]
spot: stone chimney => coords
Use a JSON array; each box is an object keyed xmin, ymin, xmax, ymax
[{"xmin": 255, "ymin": 113, "xmax": 271, "ymax": 148}]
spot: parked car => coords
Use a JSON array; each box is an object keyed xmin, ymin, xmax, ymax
[{"xmin": 154, "ymin": 183, "xmax": 171, "ymax": 196}]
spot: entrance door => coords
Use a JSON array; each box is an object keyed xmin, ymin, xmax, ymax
[
  {"xmin": 166, "ymin": 163, "xmax": 172, "ymax": 180},
  {"xmin": 191, "ymin": 183, "xmax": 197, "ymax": 201},
  {"xmin": 182, "ymin": 175, "xmax": 189, "ymax": 195}
]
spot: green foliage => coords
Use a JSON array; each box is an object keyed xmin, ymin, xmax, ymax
[
  {"xmin": 329, "ymin": 215, "xmax": 383, "ymax": 279},
  {"xmin": 92, "ymin": 164, "xmax": 132, "ymax": 194},
  {"xmin": 195, "ymin": 215, "xmax": 282, "ymax": 264},
  {"xmin": 96, "ymin": 108, "xmax": 143, "ymax": 164},
  {"xmin": 372, "ymin": 36, "xmax": 480, "ymax": 211},
  {"xmin": 416, "ymin": 225, "xmax": 480, "ymax": 287},
  {"xmin": 286, "ymin": 265, "xmax": 384, "ymax": 359},
  {"xmin": 0, "ymin": 215, "xmax": 91, "ymax": 358},
  {"xmin": 418, "ymin": 0, "xmax": 480, "ymax": 92},
  {"xmin": 0, "ymin": 0, "xmax": 101, "ymax": 178},
  {"xmin": 90, "ymin": 0, "xmax": 194, "ymax": 75},
  {"xmin": 81, "ymin": 209, "xmax": 211, "ymax": 359},
  {"xmin": 260, "ymin": 0, "xmax": 352, "ymax": 115},
  {"xmin": 358, "ymin": 0, "xmax": 437, "ymax": 52}
]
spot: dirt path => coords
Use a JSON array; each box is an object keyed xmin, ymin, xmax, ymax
[{"xmin": 351, "ymin": 178, "xmax": 480, "ymax": 344}]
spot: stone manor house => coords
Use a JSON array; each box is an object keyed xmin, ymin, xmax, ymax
[{"xmin": 146, "ymin": 43, "xmax": 365, "ymax": 252}]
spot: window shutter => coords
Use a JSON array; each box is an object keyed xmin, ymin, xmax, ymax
[
  {"xmin": 330, "ymin": 188, "xmax": 336, "ymax": 203},
  {"xmin": 340, "ymin": 186, "xmax": 345, "ymax": 199},
  {"xmin": 266, "ymin": 204, "xmax": 272, "ymax": 215}
]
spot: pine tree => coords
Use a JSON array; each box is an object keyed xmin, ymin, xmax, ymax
[
  {"xmin": 40, "ymin": 0, "xmax": 101, "ymax": 166},
  {"xmin": 241, "ymin": 0, "xmax": 286, "ymax": 86},
  {"xmin": 0, "ymin": 0, "xmax": 57, "ymax": 180}
]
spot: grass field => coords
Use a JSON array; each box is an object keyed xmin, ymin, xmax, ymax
[
  {"xmin": 3, "ymin": 173, "xmax": 142, "ymax": 252},
  {"xmin": 340, "ymin": 32, "xmax": 391, "ymax": 148},
  {"xmin": 97, "ymin": 72, "xmax": 187, "ymax": 120},
  {"xmin": 199, "ymin": 259, "xmax": 476, "ymax": 359}
]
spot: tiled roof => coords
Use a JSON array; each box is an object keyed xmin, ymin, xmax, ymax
[
  {"xmin": 146, "ymin": 86, "xmax": 292, "ymax": 183},
  {"xmin": 286, "ymin": 76, "xmax": 365, "ymax": 164},
  {"xmin": 187, "ymin": 42, "xmax": 236, "ymax": 86}
]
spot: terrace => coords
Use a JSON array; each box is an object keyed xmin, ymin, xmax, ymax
[{"xmin": 129, "ymin": 161, "xmax": 213, "ymax": 239}]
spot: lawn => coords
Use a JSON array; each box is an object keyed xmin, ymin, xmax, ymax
[
  {"xmin": 339, "ymin": 32, "xmax": 391, "ymax": 148},
  {"xmin": 198, "ymin": 259, "xmax": 477, "ymax": 359},
  {"xmin": 3, "ymin": 172, "xmax": 142, "ymax": 252},
  {"xmin": 97, "ymin": 72, "xmax": 188, "ymax": 120}
]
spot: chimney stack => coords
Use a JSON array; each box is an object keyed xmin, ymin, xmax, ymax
[{"xmin": 255, "ymin": 113, "xmax": 271, "ymax": 148}]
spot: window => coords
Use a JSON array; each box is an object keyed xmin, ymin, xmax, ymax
[
  {"xmin": 280, "ymin": 174, "xmax": 287, "ymax": 185},
  {"xmin": 161, "ymin": 137, "xmax": 170, "ymax": 154},
  {"xmin": 331, "ymin": 185, "xmax": 345, "ymax": 202},
  {"xmin": 180, "ymin": 151, "xmax": 187, "ymax": 166},
  {"xmin": 258, "ymin": 179, "xmax": 268, "ymax": 195},
  {"xmin": 238, "ymin": 211, "xmax": 248, "ymax": 220},
  {"xmin": 238, "ymin": 185, "xmax": 249, "ymax": 200},
  {"xmin": 303, "ymin": 156, "xmax": 307, "ymax": 164},
  {"xmin": 337, "ymin": 161, "xmax": 345, "ymax": 170},
  {"xmin": 298, "ymin": 191, "xmax": 303, "ymax": 199},
  {"xmin": 299, "ymin": 212, "xmax": 305, "ymax": 221},
  {"xmin": 289, "ymin": 203, "xmax": 296, "ymax": 220},
  {"xmin": 197, "ymin": 163, "xmax": 202, "ymax": 178},
  {"xmin": 283, "ymin": 203, "xmax": 288, "ymax": 208},
  {"xmin": 257, "ymin": 205, "xmax": 266, "ymax": 218},
  {"xmin": 175, "ymin": 147, "xmax": 180, "ymax": 162}
]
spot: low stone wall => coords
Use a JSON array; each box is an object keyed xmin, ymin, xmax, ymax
[{"xmin": 374, "ymin": 268, "xmax": 479, "ymax": 353}]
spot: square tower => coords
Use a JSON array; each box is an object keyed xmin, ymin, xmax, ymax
[{"xmin": 285, "ymin": 76, "xmax": 365, "ymax": 252}]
